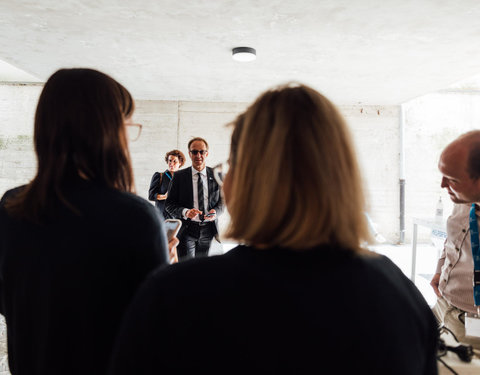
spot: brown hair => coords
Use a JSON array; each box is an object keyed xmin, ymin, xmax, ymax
[
  {"xmin": 164, "ymin": 149, "xmax": 186, "ymax": 167},
  {"xmin": 187, "ymin": 137, "xmax": 209, "ymax": 151},
  {"xmin": 224, "ymin": 83, "xmax": 370, "ymax": 251},
  {"xmin": 6, "ymin": 68, "xmax": 135, "ymax": 221}
]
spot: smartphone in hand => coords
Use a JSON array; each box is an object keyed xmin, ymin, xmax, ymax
[{"xmin": 164, "ymin": 219, "xmax": 182, "ymax": 241}]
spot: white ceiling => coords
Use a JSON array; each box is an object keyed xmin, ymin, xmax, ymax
[{"xmin": 1, "ymin": 0, "xmax": 480, "ymax": 105}]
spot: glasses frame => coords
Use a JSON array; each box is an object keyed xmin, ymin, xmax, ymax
[
  {"xmin": 126, "ymin": 123, "xmax": 143, "ymax": 141},
  {"xmin": 189, "ymin": 149, "xmax": 207, "ymax": 156},
  {"xmin": 213, "ymin": 161, "xmax": 230, "ymax": 187}
]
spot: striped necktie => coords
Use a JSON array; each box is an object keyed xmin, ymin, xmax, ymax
[{"xmin": 197, "ymin": 172, "xmax": 205, "ymax": 221}]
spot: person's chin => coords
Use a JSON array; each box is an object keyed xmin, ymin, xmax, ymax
[{"xmin": 449, "ymin": 195, "xmax": 468, "ymax": 204}]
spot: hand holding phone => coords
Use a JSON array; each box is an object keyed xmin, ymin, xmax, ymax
[
  {"xmin": 165, "ymin": 219, "xmax": 181, "ymax": 264},
  {"xmin": 164, "ymin": 219, "xmax": 182, "ymax": 241},
  {"xmin": 204, "ymin": 210, "xmax": 216, "ymax": 221}
]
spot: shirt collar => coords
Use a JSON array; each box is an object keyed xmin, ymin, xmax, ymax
[{"xmin": 192, "ymin": 166, "xmax": 206, "ymax": 176}]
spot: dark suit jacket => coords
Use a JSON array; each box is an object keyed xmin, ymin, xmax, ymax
[{"xmin": 165, "ymin": 166, "xmax": 223, "ymax": 235}]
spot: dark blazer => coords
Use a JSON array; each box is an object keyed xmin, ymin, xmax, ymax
[
  {"xmin": 165, "ymin": 166, "xmax": 223, "ymax": 234},
  {"xmin": 148, "ymin": 170, "xmax": 173, "ymax": 219}
]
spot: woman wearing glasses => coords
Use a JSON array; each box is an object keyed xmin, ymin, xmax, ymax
[
  {"xmin": 109, "ymin": 84, "xmax": 438, "ymax": 374},
  {"xmin": 0, "ymin": 68, "xmax": 172, "ymax": 375},
  {"xmin": 148, "ymin": 149, "xmax": 185, "ymax": 219}
]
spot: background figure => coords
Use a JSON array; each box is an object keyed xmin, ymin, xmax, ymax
[
  {"xmin": 109, "ymin": 83, "xmax": 438, "ymax": 374},
  {"xmin": 165, "ymin": 137, "xmax": 223, "ymax": 260},
  {"xmin": 148, "ymin": 149, "xmax": 185, "ymax": 219},
  {"xmin": 431, "ymin": 130, "xmax": 480, "ymax": 350},
  {"xmin": 0, "ymin": 68, "xmax": 170, "ymax": 375}
]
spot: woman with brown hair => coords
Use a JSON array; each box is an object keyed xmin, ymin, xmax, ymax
[
  {"xmin": 0, "ymin": 68, "xmax": 171, "ymax": 375},
  {"xmin": 109, "ymin": 84, "xmax": 438, "ymax": 374},
  {"xmin": 148, "ymin": 149, "xmax": 185, "ymax": 218}
]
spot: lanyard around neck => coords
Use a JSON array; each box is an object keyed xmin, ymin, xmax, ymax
[{"xmin": 468, "ymin": 203, "xmax": 480, "ymax": 306}]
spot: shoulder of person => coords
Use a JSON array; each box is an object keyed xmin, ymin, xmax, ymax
[
  {"xmin": 0, "ymin": 185, "xmax": 26, "ymax": 205},
  {"xmin": 93, "ymin": 187, "xmax": 158, "ymax": 221},
  {"xmin": 117, "ymin": 190, "xmax": 157, "ymax": 210},
  {"xmin": 173, "ymin": 167, "xmax": 192, "ymax": 178},
  {"xmin": 145, "ymin": 253, "xmax": 234, "ymax": 292}
]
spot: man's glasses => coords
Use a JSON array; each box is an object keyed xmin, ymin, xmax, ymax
[
  {"xmin": 126, "ymin": 123, "xmax": 143, "ymax": 142},
  {"xmin": 190, "ymin": 149, "xmax": 207, "ymax": 155}
]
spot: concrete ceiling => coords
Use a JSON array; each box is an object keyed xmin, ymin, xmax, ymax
[{"xmin": 1, "ymin": 0, "xmax": 480, "ymax": 105}]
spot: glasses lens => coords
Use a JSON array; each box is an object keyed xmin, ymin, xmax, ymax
[
  {"xmin": 213, "ymin": 162, "xmax": 229, "ymax": 186},
  {"xmin": 190, "ymin": 150, "xmax": 206, "ymax": 155},
  {"xmin": 126, "ymin": 124, "xmax": 142, "ymax": 141}
]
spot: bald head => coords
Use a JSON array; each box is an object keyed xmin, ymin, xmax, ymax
[
  {"xmin": 439, "ymin": 130, "xmax": 480, "ymax": 204},
  {"xmin": 442, "ymin": 131, "xmax": 480, "ymax": 179}
]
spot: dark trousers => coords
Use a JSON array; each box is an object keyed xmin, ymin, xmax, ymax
[{"xmin": 177, "ymin": 221, "xmax": 216, "ymax": 261}]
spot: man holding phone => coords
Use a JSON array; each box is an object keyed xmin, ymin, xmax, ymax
[{"xmin": 165, "ymin": 137, "xmax": 223, "ymax": 261}]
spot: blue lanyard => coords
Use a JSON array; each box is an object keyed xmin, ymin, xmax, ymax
[
  {"xmin": 164, "ymin": 171, "xmax": 173, "ymax": 181},
  {"xmin": 468, "ymin": 203, "xmax": 480, "ymax": 306}
]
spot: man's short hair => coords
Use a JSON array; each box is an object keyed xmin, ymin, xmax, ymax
[{"xmin": 188, "ymin": 137, "xmax": 209, "ymax": 151}]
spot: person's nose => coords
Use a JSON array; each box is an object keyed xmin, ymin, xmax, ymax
[{"xmin": 440, "ymin": 177, "xmax": 448, "ymax": 188}]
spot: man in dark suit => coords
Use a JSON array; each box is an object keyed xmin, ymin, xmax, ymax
[{"xmin": 165, "ymin": 137, "xmax": 223, "ymax": 260}]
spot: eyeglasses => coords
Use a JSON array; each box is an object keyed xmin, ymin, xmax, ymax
[
  {"xmin": 213, "ymin": 161, "xmax": 230, "ymax": 187},
  {"xmin": 126, "ymin": 123, "xmax": 142, "ymax": 141},
  {"xmin": 190, "ymin": 149, "xmax": 207, "ymax": 155}
]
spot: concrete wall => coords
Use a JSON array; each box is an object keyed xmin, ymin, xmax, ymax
[
  {"xmin": 0, "ymin": 84, "xmax": 401, "ymax": 242},
  {"xmin": 0, "ymin": 84, "xmax": 40, "ymax": 192}
]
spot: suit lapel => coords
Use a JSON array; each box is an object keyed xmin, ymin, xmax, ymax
[
  {"xmin": 206, "ymin": 167, "xmax": 215, "ymax": 210},
  {"xmin": 186, "ymin": 167, "xmax": 194, "ymax": 208}
]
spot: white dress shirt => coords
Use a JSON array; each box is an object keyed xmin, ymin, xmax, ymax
[{"xmin": 182, "ymin": 167, "xmax": 209, "ymax": 222}]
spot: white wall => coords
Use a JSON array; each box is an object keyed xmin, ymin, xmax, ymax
[
  {"xmin": 403, "ymin": 92, "xmax": 480, "ymax": 242},
  {"xmin": 0, "ymin": 84, "xmax": 401, "ymax": 241},
  {"xmin": 0, "ymin": 84, "xmax": 40, "ymax": 191},
  {"xmin": 342, "ymin": 105, "xmax": 400, "ymax": 242}
]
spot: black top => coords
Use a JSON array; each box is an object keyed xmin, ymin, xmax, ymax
[
  {"xmin": 148, "ymin": 170, "xmax": 173, "ymax": 219},
  {"xmin": 0, "ymin": 181, "xmax": 169, "ymax": 375},
  {"xmin": 109, "ymin": 245, "xmax": 438, "ymax": 375}
]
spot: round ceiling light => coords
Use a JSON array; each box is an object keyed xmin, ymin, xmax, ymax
[{"xmin": 232, "ymin": 47, "xmax": 256, "ymax": 62}]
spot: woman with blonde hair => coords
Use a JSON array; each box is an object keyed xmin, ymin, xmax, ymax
[
  {"xmin": 0, "ymin": 68, "xmax": 171, "ymax": 375},
  {"xmin": 109, "ymin": 84, "xmax": 437, "ymax": 374}
]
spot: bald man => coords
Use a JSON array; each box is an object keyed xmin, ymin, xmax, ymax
[{"xmin": 431, "ymin": 130, "xmax": 480, "ymax": 348}]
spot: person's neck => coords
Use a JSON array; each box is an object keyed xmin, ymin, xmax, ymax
[{"xmin": 193, "ymin": 165, "xmax": 205, "ymax": 172}]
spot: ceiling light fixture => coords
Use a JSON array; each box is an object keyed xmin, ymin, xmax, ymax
[{"xmin": 232, "ymin": 47, "xmax": 256, "ymax": 62}]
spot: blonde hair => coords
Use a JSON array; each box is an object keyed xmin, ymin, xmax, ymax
[{"xmin": 225, "ymin": 83, "xmax": 370, "ymax": 252}]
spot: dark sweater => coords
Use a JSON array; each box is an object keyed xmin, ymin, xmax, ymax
[
  {"xmin": 0, "ymin": 182, "xmax": 169, "ymax": 375},
  {"xmin": 109, "ymin": 245, "xmax": 438, "ymax": 374}
]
